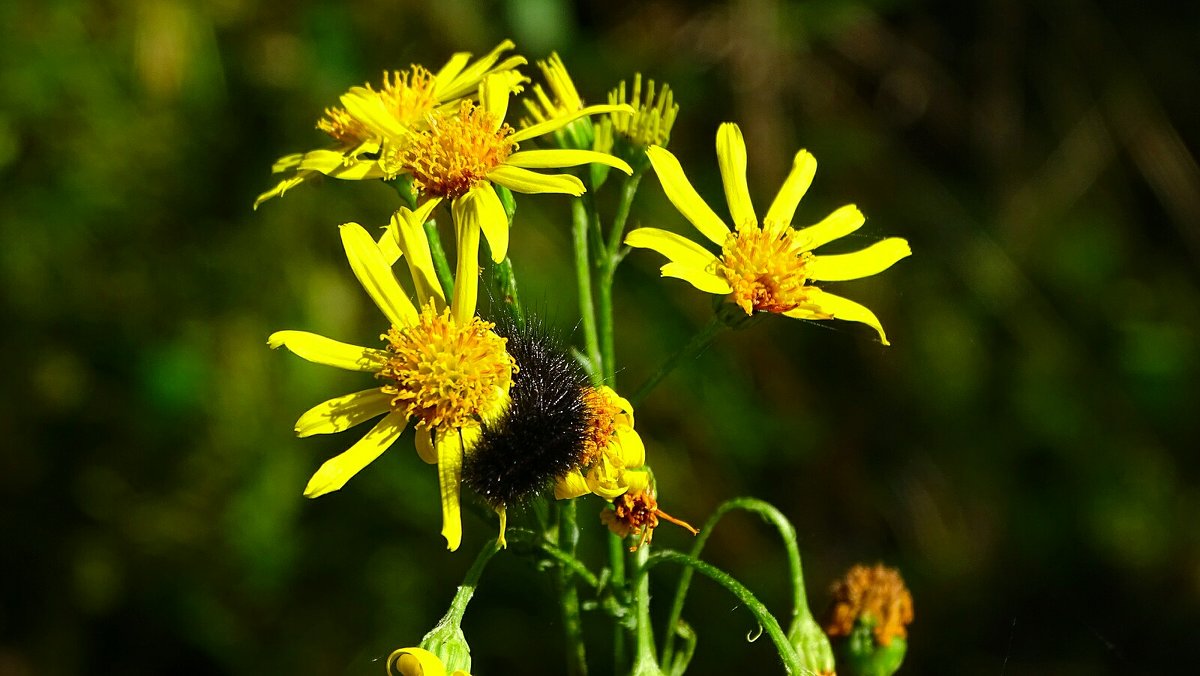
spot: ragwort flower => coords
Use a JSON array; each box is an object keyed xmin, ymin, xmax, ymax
[
  {"xmin": 383, "ymin": 73, "xmax": 635, "ymax": 264},
  {"xmin": 601, "ymin": 486, "xmax": 698, "ymax": 551},
  {"xmin": 626, "ymin": 123, "xmax": 911, "ymax": 344},
  {"xmin": 554, "ymin": 386, "xmax": 649, "ymax": 500},
  {"xmin": 269, "ymin": 202, "xmax": 513, "ymax": 551},
  {"xmin": 254, "ymin": 41, "xmax": 527, "ymax": 208}
]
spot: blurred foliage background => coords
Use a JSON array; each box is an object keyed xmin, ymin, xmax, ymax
[{"xmin": 2, "ymin": 0, "xmax": 1198, "ymax": 674}]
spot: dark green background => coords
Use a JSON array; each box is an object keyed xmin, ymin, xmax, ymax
[{"xmin": 2, "ymin": 0, "xmax": 1197, "ymax": 674}]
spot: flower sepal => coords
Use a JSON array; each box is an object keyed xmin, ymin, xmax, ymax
[
  {"xmin": 417, "ymin": 613, "xmax": 473, "ymax": 675},
  {"xmin": 787, "ymin": 613, "xmax": 837, "ymax": 676}
]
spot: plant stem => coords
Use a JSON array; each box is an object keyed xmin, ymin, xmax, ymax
[
  {"xmin": 635, "ymin": 550, "xmax": 803, "ymax": 675},
  {"xmin": 660, "ymin": 498, "xmax": 806, "ymax": 666},
  {"xmin": 595, "ymin": 172, "xmax": 642, "ymax": 386},
  {"xmin": 557, "ymin": 499, "xmax": 588, "ymax": 676},
  {"xmin": 423, "ymin": 219, "xmax": 455, "ymax": 300},
  {"xmin": 609, "ymin": 532, "xmax": 627, "ymax": 671},
  {"xmin": 630, "ymin": 315, "xmax": 726, "ymax": 406},
  {"xmin": 506, "ymin": 528, "xmax": 600, "ymax": 589},
  {"xmin": 445, "ymin": 539, "xmax": 501, "ymax": 625},
  {"xmin": 572, "ymin": 200, "xmax": 603, "ymax": 383},
  {"xmin": 607, "ymin": 172, "xmax": 643, "ymax": 255},
  {"xmin": 632, "ymin": 544, "xmax": 656, "ymax": 666}
]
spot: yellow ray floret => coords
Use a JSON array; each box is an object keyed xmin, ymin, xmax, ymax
[{"xmin": 626, "ymin": 122, "xmax": 911, "ymax": 344}]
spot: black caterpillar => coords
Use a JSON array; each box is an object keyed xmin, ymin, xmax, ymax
[{"xmin": 462, "ymin": 316, "xmax": 591, "ymax": 509}]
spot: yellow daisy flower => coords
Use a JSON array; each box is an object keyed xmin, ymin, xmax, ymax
[
  {"xmin": 626, "ymin": 123, "xmax": 912, "ymax": 344},
  {"xmin": 388, "ymin": 647, "xmax": 470, "ymax": 676},
  {"xmin": 269, "ymin": 202, "xmax": 513, "ymax": 551},
  {"xmin": 254, "ymin": 41, "xmax": 527, "ymax": 208},
  {"xmin": 383, "ymin": 73, "xmax": 636, "ymax": 264},
  {"xmin": 554, "ymin": 386, "xmax": 649, "ymax": 500}
]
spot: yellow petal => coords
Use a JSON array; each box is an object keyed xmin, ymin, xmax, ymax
[
  {"xmin": 267, "ymin": 330, "xmax": 387, "ymax": 372},
  {"xmin": 507, "ymin": 149, "xmax": 633, "ymax": 176},
  {"xmin": 450, "ymin": 193, "xmax": 482, "ymax": 323},
  {"xmin": 510, "ymin": 103, "xmax": 635, "ymax": 142},
  {"xmin": 586, "ymin": 460, "xmax": 630, "ymax": 500},
  {"xmin": 646, "ymin": 146, "xmax": 730, "ymax": 245},
  {"xmin": 625, "ymin": 227, "xmax": 720, "ymax": 270},
  {"xmin": 785, "ymin": 287, "xmax": 891, "ymax": 345},
  {"xmin": 496, "ymin": 505, "xmax": 508, "ymax": 549},
  {"xmin": 340, "ymin": 88, "xmax": 406, "ymax": 139},
  {"xmin": 479, "ymin": 73, "xmax": 510, "ymax": 130},
  {"xmin": 294, "ymin": 149, "xmax": 349, "ymax": 173},
  {"xmin": 387, "ymin": 647, "xmax": 449, "ymax": 676},
  {"xmin": 477, "ymin": 184, "xmax": 510, "ymax": 263},
  {"xmin": 340, "ymin": 222, "xmax": 419, "ymax": 328},
  {"xmin": 437, "ymin": 39, "xmax": 521, "ymax": 101},
  {"xmin": 271, "ymin": 153, "xmax": 303, "ymax": 173},
  {"xmin": 609, "ymin": 388, "xmax": 635, "ymax": 427},
  {"xmin": 377, "ymin": 220, "xmax": 402, "ymax": 265},
  {"xmin": 436, "ymin": 428, "xmax": 465, "ymax": 551},
  {"xmin": 304, "ymin": 411, "xmax": 408, "ymax": 497},
  {"xmin": 660, "ymin": 262, "xmax": 734, "ymax": 295},
  {"xmin": 393, "ymin": 199, "xmax": 447, "ymax": 309},
  {"xmin": 624, "ymin": 469, "xmax": 651, "ymax": 494},
  {"xmin": 794, "ymin": 204, "xmax": 865, "ymax": 251},
  {"xmin": 488, "ymin": 165, "xmax": 585, "ymax": 195},
  {"xmin": 765, "ymin": 150, "xmax": 817, "ymax": 227},
  {"xmin": 554, "ymin": 470, "xmax": 591, "ymax": 500},
  {"xmin": 434, "ymin": 52, "xmax": 472, "ymax": 92},
  {"xmin": 295, "ymin": 388, "xmax": 392, "ymax": 437},
  {"xmin": 415, "ymin": 425, "xmax": 438, "ymax": 464},
  {"xmin": 613, "ymin": 423, "xmax": 645, "ymax": 468},
  {"xmin": 716, "ymin": 123, "xmax": 756, "ymax": 228},
  {"xmin": 807, "ymin": 238, "xmax": 911, "ymax": 281},
  {"xmin": 253, "ymin": 173, "xmax": 311, "ymax": 209}
]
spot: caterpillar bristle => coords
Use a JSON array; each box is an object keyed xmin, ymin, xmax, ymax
[{"xmin": 462, "ymin": 315, "xmax": 591, "ymax": 509}]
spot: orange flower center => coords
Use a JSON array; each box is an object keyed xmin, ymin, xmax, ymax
[
  {"xmin": 580, "ymin": 387, "xmax": 620, "ymax": 465},
  {"xmin": 397, "ymin": 101, "xmax": 516, "ymax": 199},
  {"xmin": 717, "ymin": 220, "xmax": 813, "ymax": 315},
  {"xmin": 378, "ymin": 304, "xmax": 514, "ymax": 429},
  {"xmin": 602, "ymin": 490, "xmax": 699, "ymax": 551},
  {"xmin": 823, "ymin": 564, "xmax": 914, "ymax": 647}
]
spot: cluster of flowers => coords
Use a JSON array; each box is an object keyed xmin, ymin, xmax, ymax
[{"xmin": 260, "ymin": 40, "xmax": 911, "ymax": 676}]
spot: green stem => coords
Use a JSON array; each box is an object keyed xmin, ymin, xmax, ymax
[
  {"xmin": 631, "ymin": 315, "xmax": 726, "ymax": 406},
  {"xmin": 597, "ymin": 269, "xmax": 616, "ymax": 384},
  {"xmin": 634, "ymin": 550, "xmax": 803, "ymax": 675},
  {"xmin": 423, "ymin": 219, "xmax": 455, "ymax": 300},
  {"xmin": 660, "ymin": 498, "xmax": 806, "ymax": 666},
  {"xmin": 607, "ymin": 171, "xmax": 643, "ymax": 255},
  {"xmin": 609, "ymin": 532, "xmax": 628, "ymax": 672},
  {"xmin": 446, "ymin": 539, "xmax": 501, "ymax": 625},
  {"xmin": 557, "ymin": 499, "xmax": 588, "ymax": 676},
  {"xmin": 595, "ymin": 172, "xmax": 643, "ymax": 386},
  {"xmin": 631, "ymin": 544, "xmax": 656, "ymax": 669},
  {"xmin": 572, "ymin": 200, "xmax": 603, "ymax": 383}
]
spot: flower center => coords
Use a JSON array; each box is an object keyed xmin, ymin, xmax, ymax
[
  {"xmin": 602, "ymin": 490, "xmax": 699, "ymax": 550},
  {"xmin": 378, "ymin": 304, "xmax": 515, "ymax": 429},
  {"xmin": 823, "ymin": 564, "xmax": 914, "ymax": 647},
  {"xmin": 397, "ymin": 100, "xmax": 516, "ymax": 198},
  {"xmin": 717, "ymin": 220, "xmax": 813, "ymax": 315},
  {"xmin": 317, "ymin": 106, "xmax": 372, "ymax": 147},
  {"xmin": 580, "ymin": 387, "xmax": 621, "ymax": 465},
  {"xmin": 378, "ymin": 66, "xmax": 439, "ymax": 126}
]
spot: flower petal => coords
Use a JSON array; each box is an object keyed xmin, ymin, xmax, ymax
[
  {"xmin": 340, "ymin": 88, "xmax": 406, "ymax": 139},
  {"xmin": 555, "ymin": 470, "xmax": 591, "ymax": 500},
  {"xmin": 794, "ymin": 204, "xmax": 865, "ymax": 251},
  {"xmin": 437, "ymin": 428, "xmax": 466, "ymax": 551},
  {"xmin": 765, "ymin": 149, "xmax": 817, "ymax": 227},
  {"xmin": 510, "ymin": 103, "xmax": 635, "ymax": 143},
  {"xmin": 437, "ymin": 40, "xmax": 520, "ymax": 100},
  {"xmin": 253, "ymin": 173, "xmax": 312, "ymax": 210},
  {"xmin": 388, "ymin": 647, "xmax": 449, "ymax": 676},
  {"xmin": 294, "ymin": 388, "xmax": 392, "ymax": 437},
  {"xmin": 450, "ymin": 193, "xmax": 482, "ymax": 323},
  {"xmin": 340, "ymin": 222, "xmax": 419, "ymax": 328},
  {"xmin": 625, "ymin": 227, "xmax": 720, "ymax": 270},
  {"xmin": 507, "ymin": 149, "xmax": 632, "ymax": 176},
  {"xmin": 477, "ymin": 184, "xmax": 510, "ymax": 263},
  {"xmin": 415, "ymin": 425, "xmax": 437, "ymax": 465},
  {"xmin": 716, "ymin": 123, "xmax": 756, "ymax": 227},
  {"xmin": 660, "ymin": 262, "xmax": 734, "ymax": 295},
  {"xmin": 479, "ymin": 73, "xmax": 510, "ymax": 130},
  {"xmin": 268, "ymin": 330, "xmax": 387, "ymax": 372},
  {"xmin": 303, "ymin": 411, "xmax": 408, "ymax": 497},
  {"xmin": 624, "ymin": 470, "xmax": 650, "ymax": 494},
  {"xmin": 488, "ymin": 165, "xmax": 585, "ymax": 195},
  {"xmin": 377, "ymin": 221, "xmax": 402, "ymax": 265},
  {"xmin": 614, "ymin": 424, "xmax": 645, "ymax": 468},
  {"xmin": 434, "ymin": 53, "xmax": 472, "ymax": 92},
  {"xmin": 392, "ymin": 199, "xmax": 447, "ymax": 309},
  {"xmin": 807, "ymin": 237, "xmax": 911, "ymax": 281},
  {"xmin": 646, "ymin": 146, "xmax": 730, "ymax": 245},
  {"xmin": 785, "ymin": 287, "xmax": 891, "ymax": 345}
]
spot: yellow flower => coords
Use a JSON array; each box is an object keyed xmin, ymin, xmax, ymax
[
  {"xmin": 520, "ymin": 52, "xmax": 593, "ymax": 150},
  {"xmin": 268, "ymin": 202, "xmax": 513, "ymax": 551},
  {"xmin": 383, "ymin": 73, "xmax": 635, "ymax": 265},
  {"xmin": 626, "ymin": 123, "xmax": 911, "ymax": 344},
  {"xmin": 607, "ymin": 73, "xmax": 679, "ymax": 150},
  {"xmin": 554, "ymin": 386, "xmax": 649, "ymax": 500},
  {"xmin": 601, "ymin": 486, "xmax": 698, "ymax": 551},
  {"xmin": 387, "ymin": 647, "xmax": 470, "ymax": 676},
  {"xmin": 254, "ymin": 41, "xmax": 527, "ymax": 208}
]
